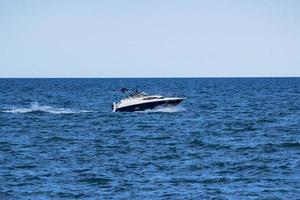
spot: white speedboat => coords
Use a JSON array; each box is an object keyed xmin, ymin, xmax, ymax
[{"xmin": 112, "ymin": 88, "xmax": 185, "ymax": 112}]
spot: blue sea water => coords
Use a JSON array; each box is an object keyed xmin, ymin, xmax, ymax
[{"xmin": 0, "ymin": 78, "xmax": 300, "ymax": 199}]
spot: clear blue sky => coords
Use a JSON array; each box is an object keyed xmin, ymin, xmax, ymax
[{"xmin": 1, "ymin": 0, "xmax": 299, "ymax": 77}]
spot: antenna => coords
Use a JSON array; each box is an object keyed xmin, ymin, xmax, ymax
[{"xmin": 121, "ymin": 88, "xmax": 131, "ymax": 98}]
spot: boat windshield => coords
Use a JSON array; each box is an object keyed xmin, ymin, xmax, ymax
[{"xmin": 130, "ymin": 91, "xmax": 149, "ymax": 98}]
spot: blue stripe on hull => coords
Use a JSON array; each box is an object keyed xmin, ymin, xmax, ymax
[{"xmin": 115, "ymin": 99, "xmax": 182, "ymax": 112}]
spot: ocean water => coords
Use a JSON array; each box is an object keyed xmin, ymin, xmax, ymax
[{"xmin": 0, "ymin": 78, "xmax": 300, "ymax": 199}]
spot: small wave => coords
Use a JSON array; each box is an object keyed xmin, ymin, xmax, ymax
[
  {"xmin": 279, "ymin": 141, "xmax": 300, "ymax": 148},
  {"xmin": 1, "ymin": 102, "xmax": 92, "ymax": 114},
  {"xmin": 138, "ymin": 105, "xmax": 185, "ymax": 113},
  {"xmin": 262, "ymin": 141, "xmax": 300, "ymax": 149},
  {"xmin": 78, "ymin": 177, "xmax": 111, "ymax": 185},
  {"xmin": 189, "ymin": 139, "xmax": 204, "ymax": 147}
]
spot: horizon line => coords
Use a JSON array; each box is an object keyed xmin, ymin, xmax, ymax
[{"xmin": 0, "ymin": 76, "xmax": 299, "ymax": 79}]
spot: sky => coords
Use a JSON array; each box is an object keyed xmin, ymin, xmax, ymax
[{"xmin": 0, "ymin": 0, "xmax": 300, "ymax": 77}]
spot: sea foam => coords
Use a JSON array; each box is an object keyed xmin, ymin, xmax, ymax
[
  {"xmin": 138, "ymin": 105, "xmax": 185, "ymax": 113},
  {"xmin": 1, "ymin": 102, "xmax": 91, "ymax": 114}
]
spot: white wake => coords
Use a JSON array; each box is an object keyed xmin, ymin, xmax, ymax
[
  {"xmin": 1, "ymin": 102, "xmax": 91, "ymax": 114},
  {"xmin": 138, "ymin": 105, "xmax": 185, "ymax": 113}
]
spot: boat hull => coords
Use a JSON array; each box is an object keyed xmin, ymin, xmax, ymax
[{"xmin": 115, "ymin": 99, "xmax": 183, "ymax": 112}]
